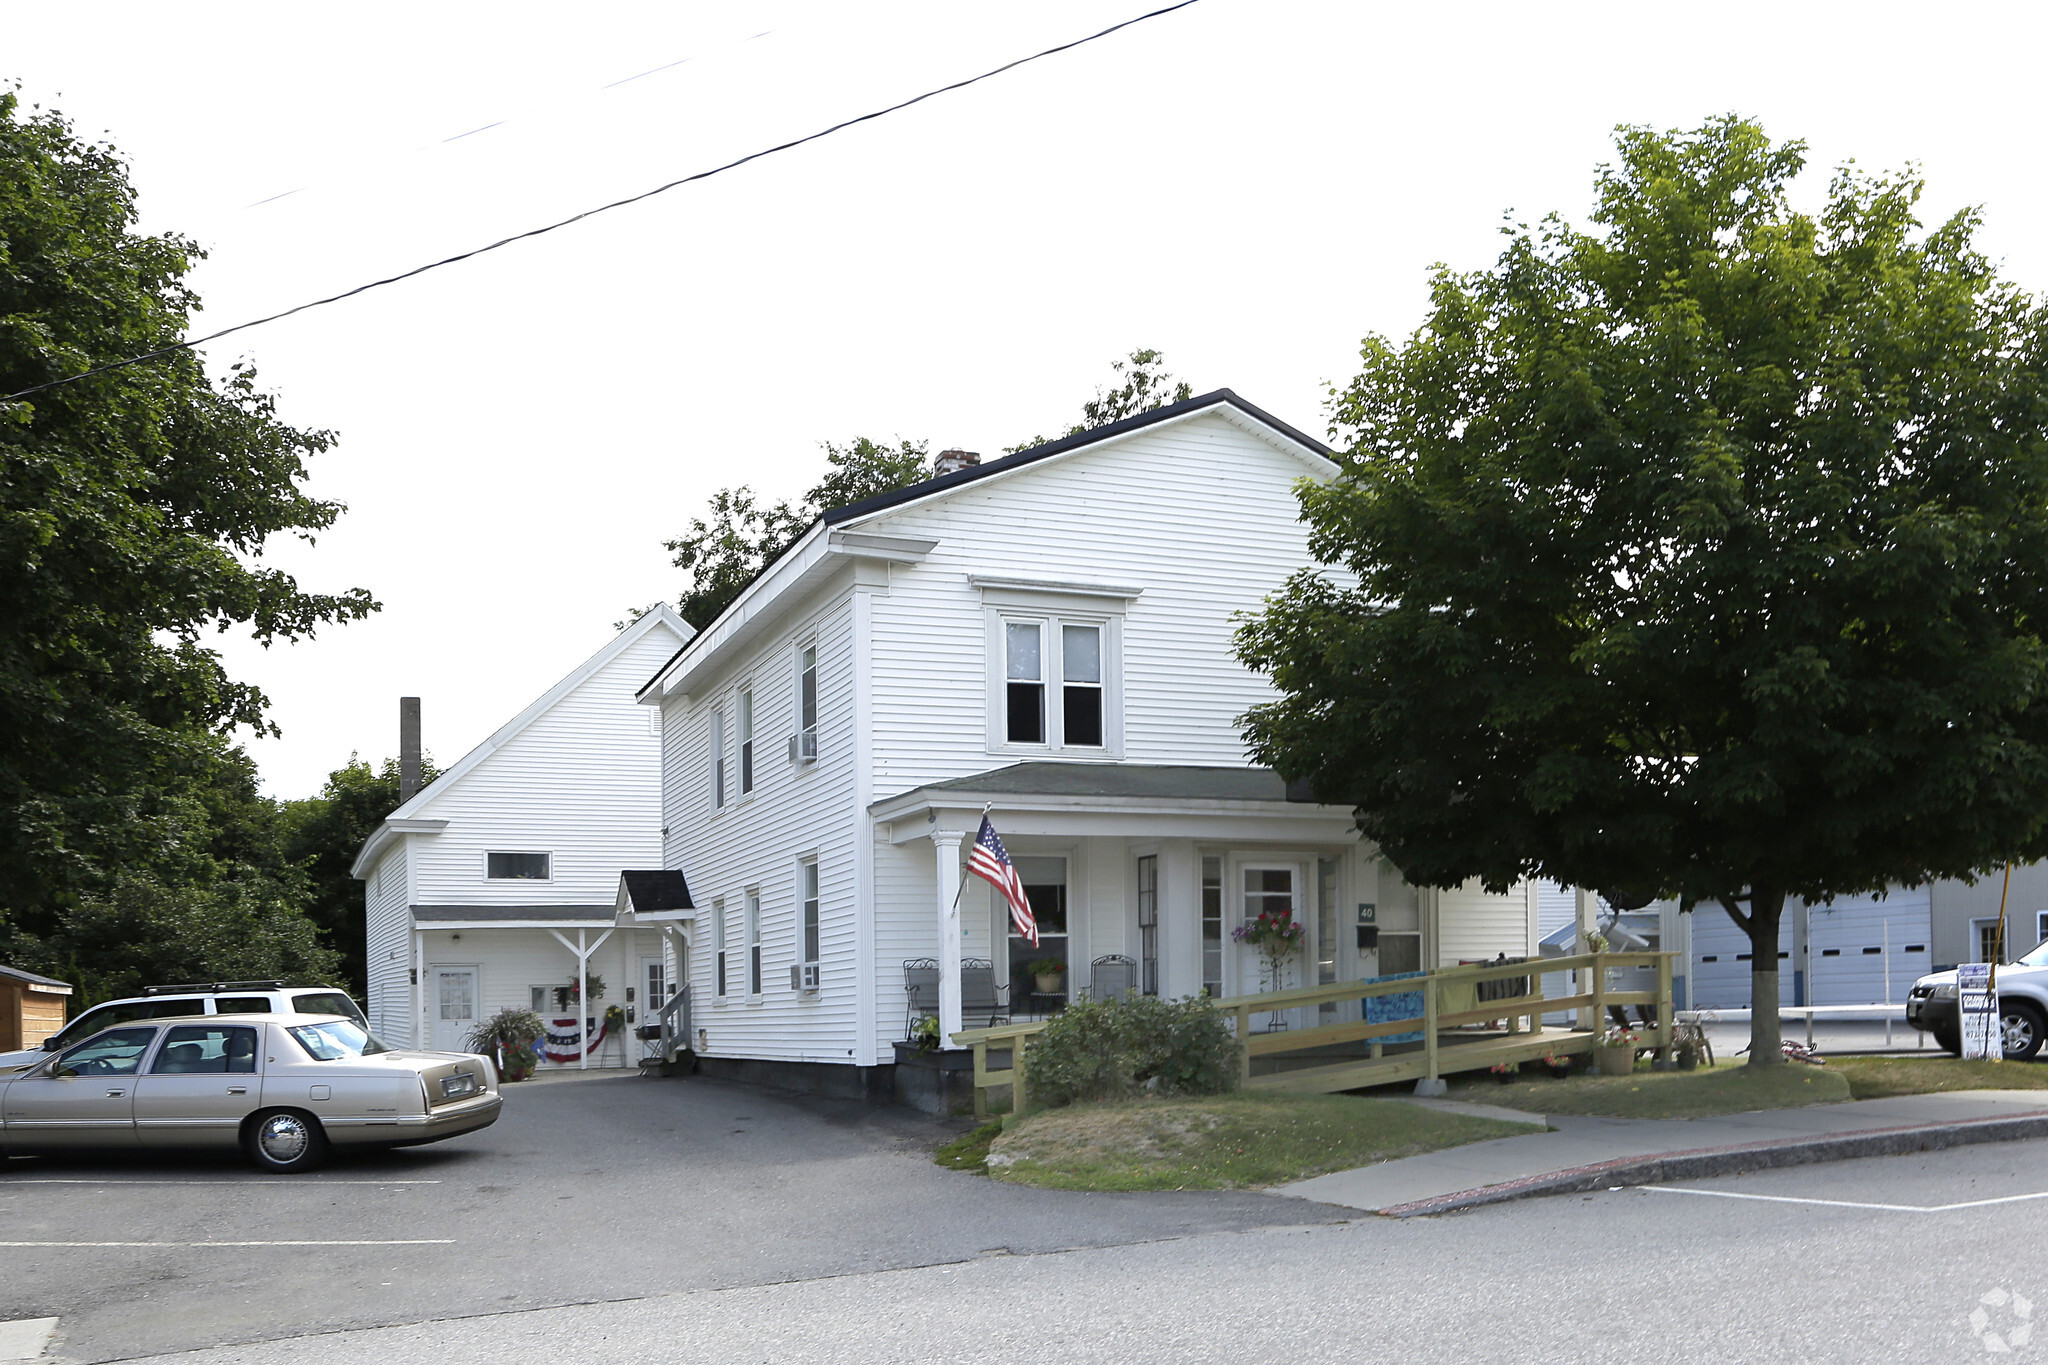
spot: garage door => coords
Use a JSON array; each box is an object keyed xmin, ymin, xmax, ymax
[
  {"xmin": 1690, "ymin": 904, "xmax": 1792, "ymax": 1010},
  {"xmin": 1804, "ymin": 889, "xmax": 1931, "ymax": 1006}
]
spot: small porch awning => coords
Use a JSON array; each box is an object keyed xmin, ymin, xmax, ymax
[
  {"xmin": 868, "ymin": 762, "xmax": 1360, "ymax": 845},
  {"xmin": 615, "ymin": 869, "xmax": 696, "ymax": 924},
  {"xmin": 410, "ymin": 905, "xmax": 617, "ymax": 930}
]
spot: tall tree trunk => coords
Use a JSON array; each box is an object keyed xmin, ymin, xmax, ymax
[{"xmin": 1744, "ymin": 884, "xmax": 1786, "ymax": 1067}]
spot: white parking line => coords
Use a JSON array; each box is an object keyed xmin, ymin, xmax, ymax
[
  {"xmin": 2, "ymin": 1179, "xmax": 441, "ymax": 1186},
  {"xmin": 0, "ymin": 1239, "xmax": 455, "ymax": 1247},
  {"xmin": 1642, "ymin": 1186, "xmax": 2048, "ymax": 1213}
]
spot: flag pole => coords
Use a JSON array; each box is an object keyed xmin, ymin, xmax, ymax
[{"xmin": 948, "ymin": 805, "xmax": 995, "ymax": 915}]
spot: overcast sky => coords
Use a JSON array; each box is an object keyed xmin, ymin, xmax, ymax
[{"xmin": 8, "ymin": 1, "xmax": 2047, "ymax": 796}]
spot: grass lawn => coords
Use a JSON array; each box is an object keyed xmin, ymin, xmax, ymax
[
  {"xmin": 1830, "ymin": 1054, "xmax": 2048, "ymax": 1100},
  {"xmin": 956, "ymin": 1094, "xmax": 1531, "ymax": 1192},
  {"xmin": 1440, "ymin": 1057, "xmax": 1851, "ymax": 1118}
]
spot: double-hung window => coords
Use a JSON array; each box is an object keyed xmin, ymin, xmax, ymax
[
  {"xmin": 713, "ymin": 899, "xmax": 728, "ymax": 998},
  {"xmin": 1136, "ymin": 854, "xmax": 1159, "ymax": 996},
  {"xmin": 745, "ymin": 890, "xmax": 763, "ymax": 996},
  {"xmin": 1000, "ymin": 617, "xmax": 1111, "ymax": 752},
  {"xmin": 739, "ymin": 689, "xmax": 754, "ymax": 794},
  {"xmin": 800, "ymin": 861, "xmax": 821, "ymax": 965},
  {"xmin": 711, "ymin": 708, "xmax": 727, "ymax": 810},
  {"xmin": 795, "ymin": 644, "xmax": 818, "ymax": 762}
]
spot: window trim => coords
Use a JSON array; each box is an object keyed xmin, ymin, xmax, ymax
[
  {"xmin": 484, "ymin": 850, "xmax": 553, "ymax": 883},
  {"xmin": 794, "ymin": 640, "xmax": 819, "ymax": 766},
  {"xmin": 799, "ymin": 858, "xmax": 821, "ymax": 968},
  {"xmin": 983, "ymin": 607, "xmax": 1123, "ymax": 758}
]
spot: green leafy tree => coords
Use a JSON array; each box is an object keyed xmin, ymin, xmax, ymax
[
  {"xmin": 1238, "ymin": 117, "xmax": 2048, "ymax": 1065},
  {"xmin": 0, "ymin": 92, "xmax": 372, "ymax": 993},
  {"xmin": 661, "ymin": 436, "xmax": 928, "ymax": 629},
  {"xmin": 280, "ymin": 754, "xmax": 440, "ymax": 997},
  {"xmin": 1008, "ymin": 347, "xmax": 1194, "ymax": 452}
]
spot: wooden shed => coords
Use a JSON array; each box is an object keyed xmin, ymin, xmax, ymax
[{"xmin": 0, "ymin": 964, "xmax": 73, "ymax": 1052}]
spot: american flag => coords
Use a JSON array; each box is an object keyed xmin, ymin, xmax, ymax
[{"xmin": 969, "ymin": 815, "xmax": 1037, "ymax": 946}]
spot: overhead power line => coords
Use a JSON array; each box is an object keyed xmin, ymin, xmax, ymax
[{"xmin": 3, "ymin": 1, "xmax": 1202, "ymax": 405}]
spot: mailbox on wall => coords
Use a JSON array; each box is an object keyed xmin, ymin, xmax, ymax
[{"xmin": 1356, "ymin": 925, "xmax": 1379, "ymax": 950}]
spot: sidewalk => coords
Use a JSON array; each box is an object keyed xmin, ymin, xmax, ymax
[{"xmin": 1277, "ymin": 1089, "xmax": 2048, "ymax": 1217}]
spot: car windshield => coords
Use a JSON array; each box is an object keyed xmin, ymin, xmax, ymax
[
  {"xmin": 287, "ymin": 1020, "xmax": 390, "ymax": 1061},
  {"xmin": 2018, "ymin": 939, "xmax": 2048, "ymax": 968}
]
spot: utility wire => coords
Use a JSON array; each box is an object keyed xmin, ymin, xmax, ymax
[{"xmin": 3, "ymin": 1, "xmax": 1201, "ymax": 405}]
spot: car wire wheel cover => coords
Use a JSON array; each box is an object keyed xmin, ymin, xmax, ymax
[{"xmin": 257, "ymin": 1114, "xmax": 311, "ymax": 1164}]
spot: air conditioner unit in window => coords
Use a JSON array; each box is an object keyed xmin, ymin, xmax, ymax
[
  {"xmin": 789, "ymin": 962, "xmax": 821, "ymax": 992},
  {"xmin": 787, "ymin": 732, "xmax": 818, "ymax": 764}
]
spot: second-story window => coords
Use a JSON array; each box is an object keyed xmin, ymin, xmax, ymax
[
  {"xmin": 795, "ymin": 643, "xmax": 818, "ymax": 762},
  {"xmin": 711, "ymin": 708, "xmax": 727, "ymax": 810},
  {"xmin": 1006, "ymin": 622, "xmax": 1043, "ymax": 744},
  {"xmin": 1062, "ymin": 624, "xmax": 1103, "ymax": 747},
  {"xmin": 739, "ymin": 689, "xmax": 754, "ymax": 794}
]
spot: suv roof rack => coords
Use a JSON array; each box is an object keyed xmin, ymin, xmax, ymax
[{"xmin": 140, "ymin": 980, "xmax": 287, "ymax": 996}]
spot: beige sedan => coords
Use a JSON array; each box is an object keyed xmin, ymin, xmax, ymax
[{"xmin": 0, "ymin": 1014, "xmax": 500, "ymax": 1172}]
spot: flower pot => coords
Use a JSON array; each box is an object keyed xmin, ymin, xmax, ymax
[
  {"xmin": 1034, "ymin": 973, "xmax": 1063, "ymax": 994},
  {"xmin": 1494, "ymin": 1069, "xmax": 1516, "ymax": 1084},
  {"xmin": 1596, "ymin": 1044, "xmax": 1637, "ymax": 1077},
  {"xmin": 1676, "ymin": 1049, "xmax": 1699, "ymax": 1072}
]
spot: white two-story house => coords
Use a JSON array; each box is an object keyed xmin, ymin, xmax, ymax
[
  {"xmin": 638, "ymin": 390, "xmax": 1539, "ymax": 1101},
  {"xmin": 353, "ymin": 606, "xmax": 693, "ymax": 1065}
]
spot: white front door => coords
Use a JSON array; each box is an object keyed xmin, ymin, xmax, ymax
[
  {"xmin": 430, "ymin": 967, "xmax": 478, "ymax": 1053},
  {"xmin": 1238, "ymin": 864, "xmax": 1304, "ymax": 999},
  {"xmin": 640, "ymin": 956, "xmax": 668, "ymax": 1028}
]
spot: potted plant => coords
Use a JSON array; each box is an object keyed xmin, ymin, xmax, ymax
[
  {"xmin": 1489, "ymin": 1062, "xmax": 1518, "ymax": 1085},
  {"xmin": 909, "ymin": 1014, "xmax": 941, "ymax": 1053},
  {"xmin": 1027, "ymin": 958, "xmax": 1066, "ymax": 994},
  {"xmin": 1542, "ymin": 1052, "xmax": 1573, "ymax": 1079},
  {"xmin": 1597, "ymin": 1024, "xmax": 1640, "ymax": 1077},
  {"xmin": 464, "ymin": 1006, "xmax": 547, "ymax": 1082},
  {"xmin": 1232, "ymin": 906, "xmax": 1307, "ymax": 994}
]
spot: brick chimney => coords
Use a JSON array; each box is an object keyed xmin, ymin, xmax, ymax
[
  {"xmin": 933, "ymin": 449, "xmax": 980, "ymax": 477},
  {"xmin": 399, "ymin": 696, "xmax": 422, "ymax": 803}
]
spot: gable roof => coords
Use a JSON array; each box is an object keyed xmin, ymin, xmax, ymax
[
  {"xmin": 638, "ymin": 389, "xmax": 1331, "ymax": 702},
  {"xmin": 350, "ymin": 604, "xmax": 693, "ymax": 879},
  {"xmin": 821, "ymin": 387, "xmax": 1333, "ymax": 527}
]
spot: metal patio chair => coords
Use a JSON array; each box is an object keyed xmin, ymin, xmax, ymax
[
  {"xmin": 903, "ymin": 959, "xmax": 939, "ymax": 1038},
  {"xmin": 960, "ymin": 958, "xmax": 1010, "ymax": 1029},
  {"xmin": 1089, "ymin": 954, "xmax": 1137, "ymax": 1001}
]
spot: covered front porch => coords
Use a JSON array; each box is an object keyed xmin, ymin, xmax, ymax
[
  {"xmin": 870, "ymin": 763, "xmax": 1538, "ymax": 1048},
  {"xmin": 408, "ymin": 872, "xmax": 693, "ymax": 1070}
]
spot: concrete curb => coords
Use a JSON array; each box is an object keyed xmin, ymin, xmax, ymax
[{"xmin": 1376, "ymin": 1110, "xmax": 2048, "ymax": 1218}]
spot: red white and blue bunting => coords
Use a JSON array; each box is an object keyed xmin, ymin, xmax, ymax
[{"xmin": 536, "ymin": 1016, "xmax": 609, "ymax": 1064}]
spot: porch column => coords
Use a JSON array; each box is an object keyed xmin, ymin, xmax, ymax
[
  {"xmin": 1159, "ymin": 841, "xmax": 1201, "ymax": 999},
  {"xmin": 933, "ymin": 830, "xmax": 965, "ymax": 1047}
]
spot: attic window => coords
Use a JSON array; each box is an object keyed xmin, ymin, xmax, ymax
[{"xmin": 487, "ymin": 852, "xmax": 551, "ymax": 881}]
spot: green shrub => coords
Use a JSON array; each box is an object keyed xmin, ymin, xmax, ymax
[{"xmin": 1024, "ymin": 994, "xmax": 1239, "ymax": 1108}]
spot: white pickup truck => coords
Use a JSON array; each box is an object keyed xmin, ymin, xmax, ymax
[{"xmin": 1906, "ymin": 940, "xmax": 2048, "ymax": 1060}]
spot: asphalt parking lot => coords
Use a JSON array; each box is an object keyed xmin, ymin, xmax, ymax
[{"xmin": 0, "ymin": 1070, "xmax": 1340, "ymax": 1363}]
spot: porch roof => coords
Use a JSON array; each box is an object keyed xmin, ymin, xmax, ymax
[
  {"xmin": 869, "ymin": 763, "xmax": 1360, "ymax": 845},
  {"xmin": 411, "ymin": 904, "xmax": 616, "ymax": 929}
]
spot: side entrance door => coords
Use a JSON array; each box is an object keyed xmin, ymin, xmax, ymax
[
  {"xmin": 430, "ymin": 967, "xmax": 479, "ymax": 1053},
  {"xmin": 1239, "ymin": 863, "xmax": 1307, "ymax": 1029}
]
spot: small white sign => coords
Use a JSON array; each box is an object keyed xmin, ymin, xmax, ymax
[{"xmin": 1959, "ymin": 962, "xmax": 1998, "ymax": 1060}]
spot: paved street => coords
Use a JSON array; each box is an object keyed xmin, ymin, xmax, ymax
[
  {"xmin": 12, "ymin": 1071, "xmax": 2048, "ymax": 1362},
  {"xmin": 84, "ymin": 1138, "xmax": 2048, "ymax": 1364},
  {"xmin": 0, "ymin": 1071, "xmax": 1334, "ymax": 1363}
]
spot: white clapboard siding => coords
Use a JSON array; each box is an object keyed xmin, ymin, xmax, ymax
[
  {"xmin": 365, "ymin": 847, "xmax": 413, "ymax": 1042},
  {"xmin": 858, "ymin": 415, "xmax": 1324, "ymax": 788},
  {"xmin": 404, "ymin": 621, "xmax": 684, "ymax": 907},
  {"xmin": 664, "ymin": 592, "xmax": 865, "ymax": 1065},
  {"xmin": 1435, "ymin": 878, "xmax": 1539, "ymax": 968}
]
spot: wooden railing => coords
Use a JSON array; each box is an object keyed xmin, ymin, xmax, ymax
[{"xmin": 951, "ymin": 952, "xmax": 1675, "ymax": 1118}]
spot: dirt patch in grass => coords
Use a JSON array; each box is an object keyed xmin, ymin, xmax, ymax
[
  {"xmin": 981, "ymin": 1094, "xmax": 1528, "ymax": 1191},
  {"xmin": 1830, "ymin": 1055, "xmax": 2048, "ymax": 1100},
  {"xmin": 1441, "ymin": 1058, "xmax": 1850, "ymax": 1118}
]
